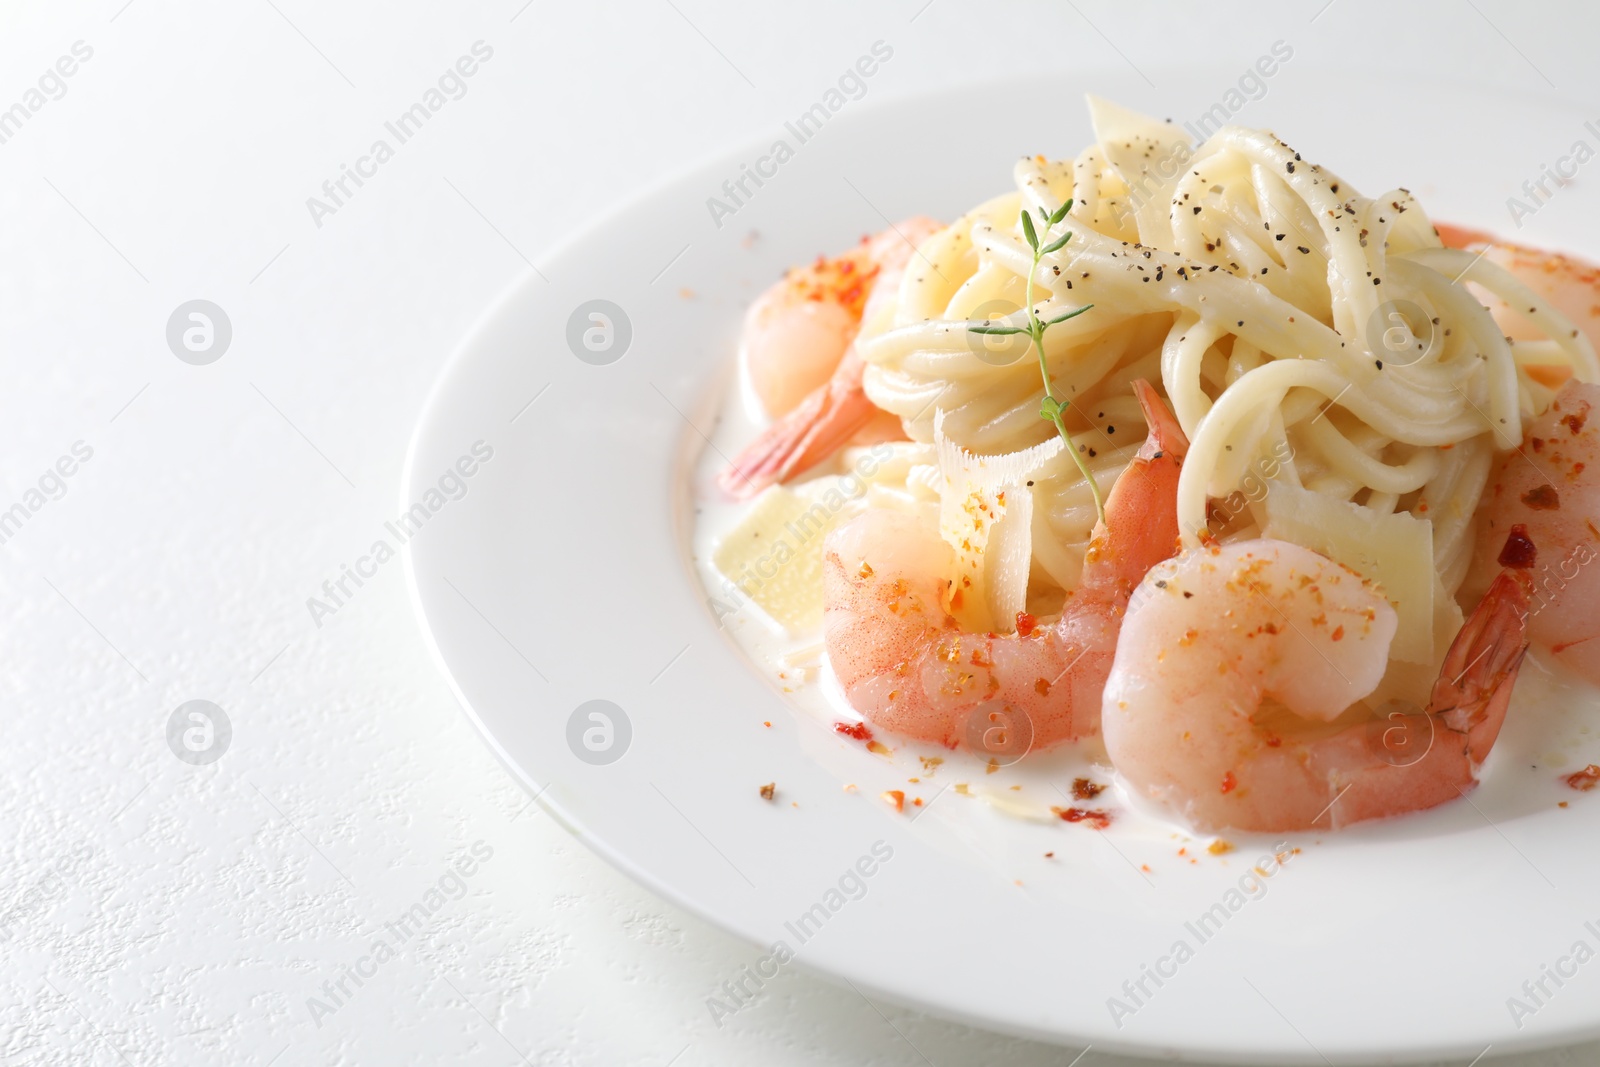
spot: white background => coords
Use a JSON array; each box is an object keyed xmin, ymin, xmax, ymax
[{"xmin": 2, "ymin": 1, "xmax": 1598, "ymax": 1064}]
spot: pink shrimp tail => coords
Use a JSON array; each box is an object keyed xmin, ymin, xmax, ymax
[
  {"xmin": 1327, "ymin": 541, "xmax": 1532, "ymax": 829},
  {"xmin": 1081, "ymin": 379, "xmax": 1191, "ymax": 597},
  {"xmin": 717, "ymin": 354, "xmax": 877, "ymax": 499},
  {"xmin": 1430, "ymin": 552, "xmax": 1534, "ymax": 763}
]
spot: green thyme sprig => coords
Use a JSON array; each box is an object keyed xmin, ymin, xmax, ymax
[{"xmin": 967, "ymin": 198, "xmax": 1103, "ymax": 523}]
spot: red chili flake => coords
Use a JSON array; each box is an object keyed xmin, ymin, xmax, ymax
[
  {"xmin": 834, "ymin": 721, "xmax": 873, "ymax": 742},
  {"xmin": 1499, "ymin": 524, "xmax": 1538, "ymax": 568},
  {"xmin": 1220, "ymin": 771, "xmax": 1238, "ymax": 794},
  {"xmin": 1053, "ymin": 806, "xmax": 1113, "ymax": 829},
  {"xmin": 1562, "ymin": 407, "xmax": 1589, "ymax": 436},
  {"xmin": 1015, "ymin": 611, "xmax": 1037, "ymax": 637},
  {"xmin": 1072, "ymin": 777, "xmax": 1107, "ymax": 800},
  {"xmin": 1330, "ymin": 625, "xmax": 1345, "ymax": 642},
  {"xmin": 1565, "ymin": 765, "xmax": 1600, "ymax": 791},
  {"xmin": 1521, "ymin": 484, "xmax": 1561, "ymax": 511}
]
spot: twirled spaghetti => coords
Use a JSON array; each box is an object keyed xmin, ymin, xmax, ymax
[{"xmin": 854, "ymin": 101, "xmax": 1598, "ymax": 618}]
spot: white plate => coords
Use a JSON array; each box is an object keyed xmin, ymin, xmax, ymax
[{"xmin": 405, "ymin": 68, "xmax": 1600, "ymax": 1063}]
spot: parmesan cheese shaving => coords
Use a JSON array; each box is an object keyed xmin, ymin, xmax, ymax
[{"xmin": 934, "ymin": 411, "xmax": 1061, "ymax": 633}]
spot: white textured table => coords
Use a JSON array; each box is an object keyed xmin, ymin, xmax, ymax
[{"xmin": 4, "ymin": 1, "xmax": 1597, "ymax": 1063}]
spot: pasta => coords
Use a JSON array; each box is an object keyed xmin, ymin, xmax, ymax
[{"xmin": 853, "ymin": 99, "xmax": 1599, "ymax": 622}]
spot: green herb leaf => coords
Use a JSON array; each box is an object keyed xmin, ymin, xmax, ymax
[
  {"xmin": 1045, "ymin": 304, "xmax": 1094, "ymax": 325},
  {"xmin": 1039, "ymin": 230, "xmax": 1075, "ymax": 256},
  {"xmin": 1048, "ymin": 198, "xmax": 1073, "ymax": 226},
  {"xmin": 1039, "ymin": 395, "xmax": 1062, "ymax": 421},
  {"xmin": 967, "ymin": 322, "xmax": 1027, "ymax": 335},
  {"xmin": 1020, "ymin": 209, "xmax": 1038, "ymax": 251}
]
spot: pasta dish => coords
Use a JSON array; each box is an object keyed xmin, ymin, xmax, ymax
[{"xmin": 706, "ymin": 98, "xmax": 1600, "ymax": 833}]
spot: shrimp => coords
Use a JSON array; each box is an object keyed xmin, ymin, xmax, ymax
[
  {"xmin": 719, "ymin": 349, "xmax": 880, "ymax": 500},
  {"xmin": 1437, "ymin": 222, "xmax": 1600, "ymax": 383},
  {"xmin": 822, "ymin": 380, "xmax": 1189, "ymax": 751},
  {"xmin": 1472, "ymin": 379, "xmax": 1600, "ymax": 684},
  {"xmin": 719, "ymin": 217, "xmax": 943, "ymax": 499},
  {"xmin": 1102, "ymin": 539, "xmax": 1533, "ymax": 833}
]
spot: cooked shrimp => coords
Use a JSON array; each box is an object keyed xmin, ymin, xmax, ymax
[
  {"xmin": 719, "ymin": 348, "xmax": 881, "ymax": 500},
  {"xmin": 1473, "ymin": 379, "xmax": 1600, "ymax": 684},
  {"xmin": 741, "ymin": 218, "xmax": 944, "ymax": 417},
  {"xmin": 719, "ymin": 218, "xmax": 943, "ymax": 499},
  {"xmin": 1102, "ymin": 539, "xmax": 1532, "ymax": 833},
  {"xmin": 822, "ymin": 381, "xmax": 1188, "ymax": 750},
  {"xmin": 1437, "ymin": 223, "xmax": 1600, "ymax": 379}
]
